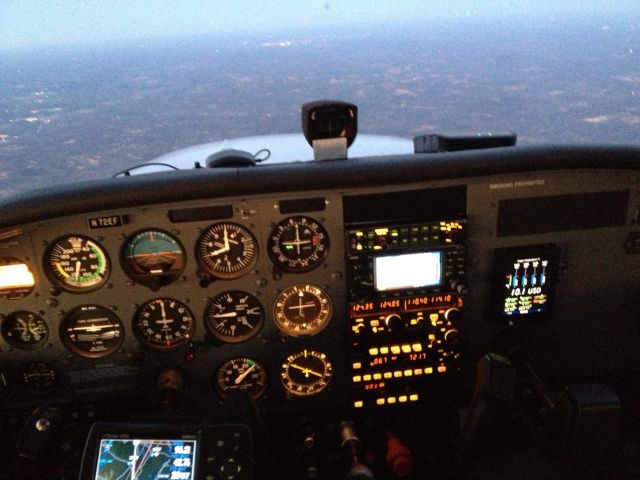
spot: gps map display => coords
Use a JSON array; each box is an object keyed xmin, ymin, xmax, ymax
[{"xmin": 95, "ymin": 438, "xmax": 197, "ymax": 479}]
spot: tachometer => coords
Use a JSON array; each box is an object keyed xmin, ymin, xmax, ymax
[
  {"xmin": 204, "ymin": 291, "xmax": 264, "ymax": 343},
  {"xmin": 268, "ymin": 216, "xmax": 329, "ymax": 272},
  {"xmin": 60, "ymin": 305, "xmax": 124, "ymax": 358},
  {"xmin": 45, "ymin": 235, "xmax": 109, "ymax": 292},
  {"xmin": 215, "ymin": 357, "xmax": 267, "ymax": 399},
  {"xmin": 1, "ymin": 311, "xmax": 48, "ymax": 349},
  {"xmin": 122, "ymin": 229, "xmax": 185, "ymax": 287},
  {"xmin": 281, "ymin": 349, "xmax": 332, "ymax": 397},
  {"xmin": 196, "ymin": 222, "xmax": 258, "ymax": 279},
  {"xmin": 273, "ymin": 284, "xmax": 332, "ymax": 337},
  {"xmin": 134, "ymin": 298, "xmax": 194, "ymax": 350}
]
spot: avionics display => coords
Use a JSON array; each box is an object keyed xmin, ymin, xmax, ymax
[
  {"xmin": 95, "ymin": 438, "xmax": 196, "ymax": 480},
  {"xmin": 374, "ymin": 251, "xmax": 442, "ymax": 291},
  {"xmin": 80, "ymin": 423, "xmax": 253, "ymax": 480},
  {"xmin": 493, "ymin": 244, "xmax": 559, "ymax": 319}
]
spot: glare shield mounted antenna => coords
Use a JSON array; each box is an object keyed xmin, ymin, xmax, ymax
[{"xmin": 302, "ymin": 100, "xmax": 358, "ymax": 160}]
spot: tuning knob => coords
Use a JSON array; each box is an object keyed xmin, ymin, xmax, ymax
[
  {"xmin": 449, "ymin": 278, "xmax": 468, "ymax": 295},
  {"xmin": 444, "ymin": 308, "xmax": 462, "ymax": 323},
  {"xmin": 385, "ymin": 314, "xmax": 405, "ymax": 332},
  {"xmin": 444, "ymin": 328, "xmax": 460, "ymax": 346}
]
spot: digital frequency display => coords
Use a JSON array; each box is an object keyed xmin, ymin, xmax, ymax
[
  {"xmin": 374, "ymin": 251, "xmax": 442, "ymax": 291},
  {"xmin": 95, "ymin": 438, "xmax": 197, "ymax": 480},
  {"xmin": 494, "ymin": 244, "xmax": 559, "ymax": 319}
]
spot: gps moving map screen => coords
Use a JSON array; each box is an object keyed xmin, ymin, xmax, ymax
[{"xmin": 94, "ymin": 438, "xmax": 197, "ymax": 479}]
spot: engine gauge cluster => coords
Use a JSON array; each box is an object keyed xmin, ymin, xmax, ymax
[{"xmin": 1, "ymin": 311, "xmax": 48, "ymax": 349}]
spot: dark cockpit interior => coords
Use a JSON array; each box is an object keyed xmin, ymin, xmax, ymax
[{"xmin": 0, "ymin": 102, "xmax": 639, "ymax": 480}]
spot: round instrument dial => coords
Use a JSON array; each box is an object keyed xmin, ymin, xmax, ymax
[
  {"xmin": 268, "ymin": 216, "xmax": 329, "ymax": 272},
  {"xmin": 1, "ymin": 311, "xmax": 48, "ymax": 349},
  {"xmin": 60, "ymin": 305, "xmax": 124, "ymax": 358},
  {"xmin": 281, "ymin": 349, "xmax": 332, "ymax": 397},
  {"xmin": 45, "ymin": 235, "xmax": 109, "ymax": 292},
  {"xmin": 196, "ymin": 222, "xmax": 258, "ymax": 279},
  {"xmin": 204, "ymin": 291, "xmax": 264, "ymax": 343},
  {"xmin": 215, "ymin": 357, "xmax": 267, "ymax": 399},
  {"xmin": 122, "ymin": 229, "xmax": 185, "ymax": 287},
  {"xmin": 134, "ymin": 298, "xmax": 194, "ymax": 350},
  {"xmin": 273, "ymin": 284, "xmax": 332, "ymax": 337}
]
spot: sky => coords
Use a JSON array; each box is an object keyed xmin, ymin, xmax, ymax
[{"xmin": 1, "ymin": 0, "xmax": 638, "ymax": 50}]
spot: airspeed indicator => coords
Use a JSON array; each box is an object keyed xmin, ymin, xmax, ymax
[{"xmin": 45, "ymin": 235, "xmax": 109, "ymax": 292}]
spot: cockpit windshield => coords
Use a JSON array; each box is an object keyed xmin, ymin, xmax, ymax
[{"xmin": 1, "ymin": 1, "xmax": 638, "ymax": 196}]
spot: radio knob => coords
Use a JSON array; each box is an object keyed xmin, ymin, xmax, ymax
[
  {"xmin": 385, "ymin": 314, "xmax": 405, "ymax": 332},
  {"xmin": 444, "ymin": 328, "xmax": 460, "ymax": 346},
  {"xmin": 444, "ymin": 308, "xmax": 462, "ymax": 323},
  {"xmin": 449, "ymin": 278, "xmax": 468, "ymax": 295}
]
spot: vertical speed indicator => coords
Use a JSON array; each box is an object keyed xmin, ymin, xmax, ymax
[{"xmin": 204, "ymin": 291, "xmax": 264, "ymax": 343}]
